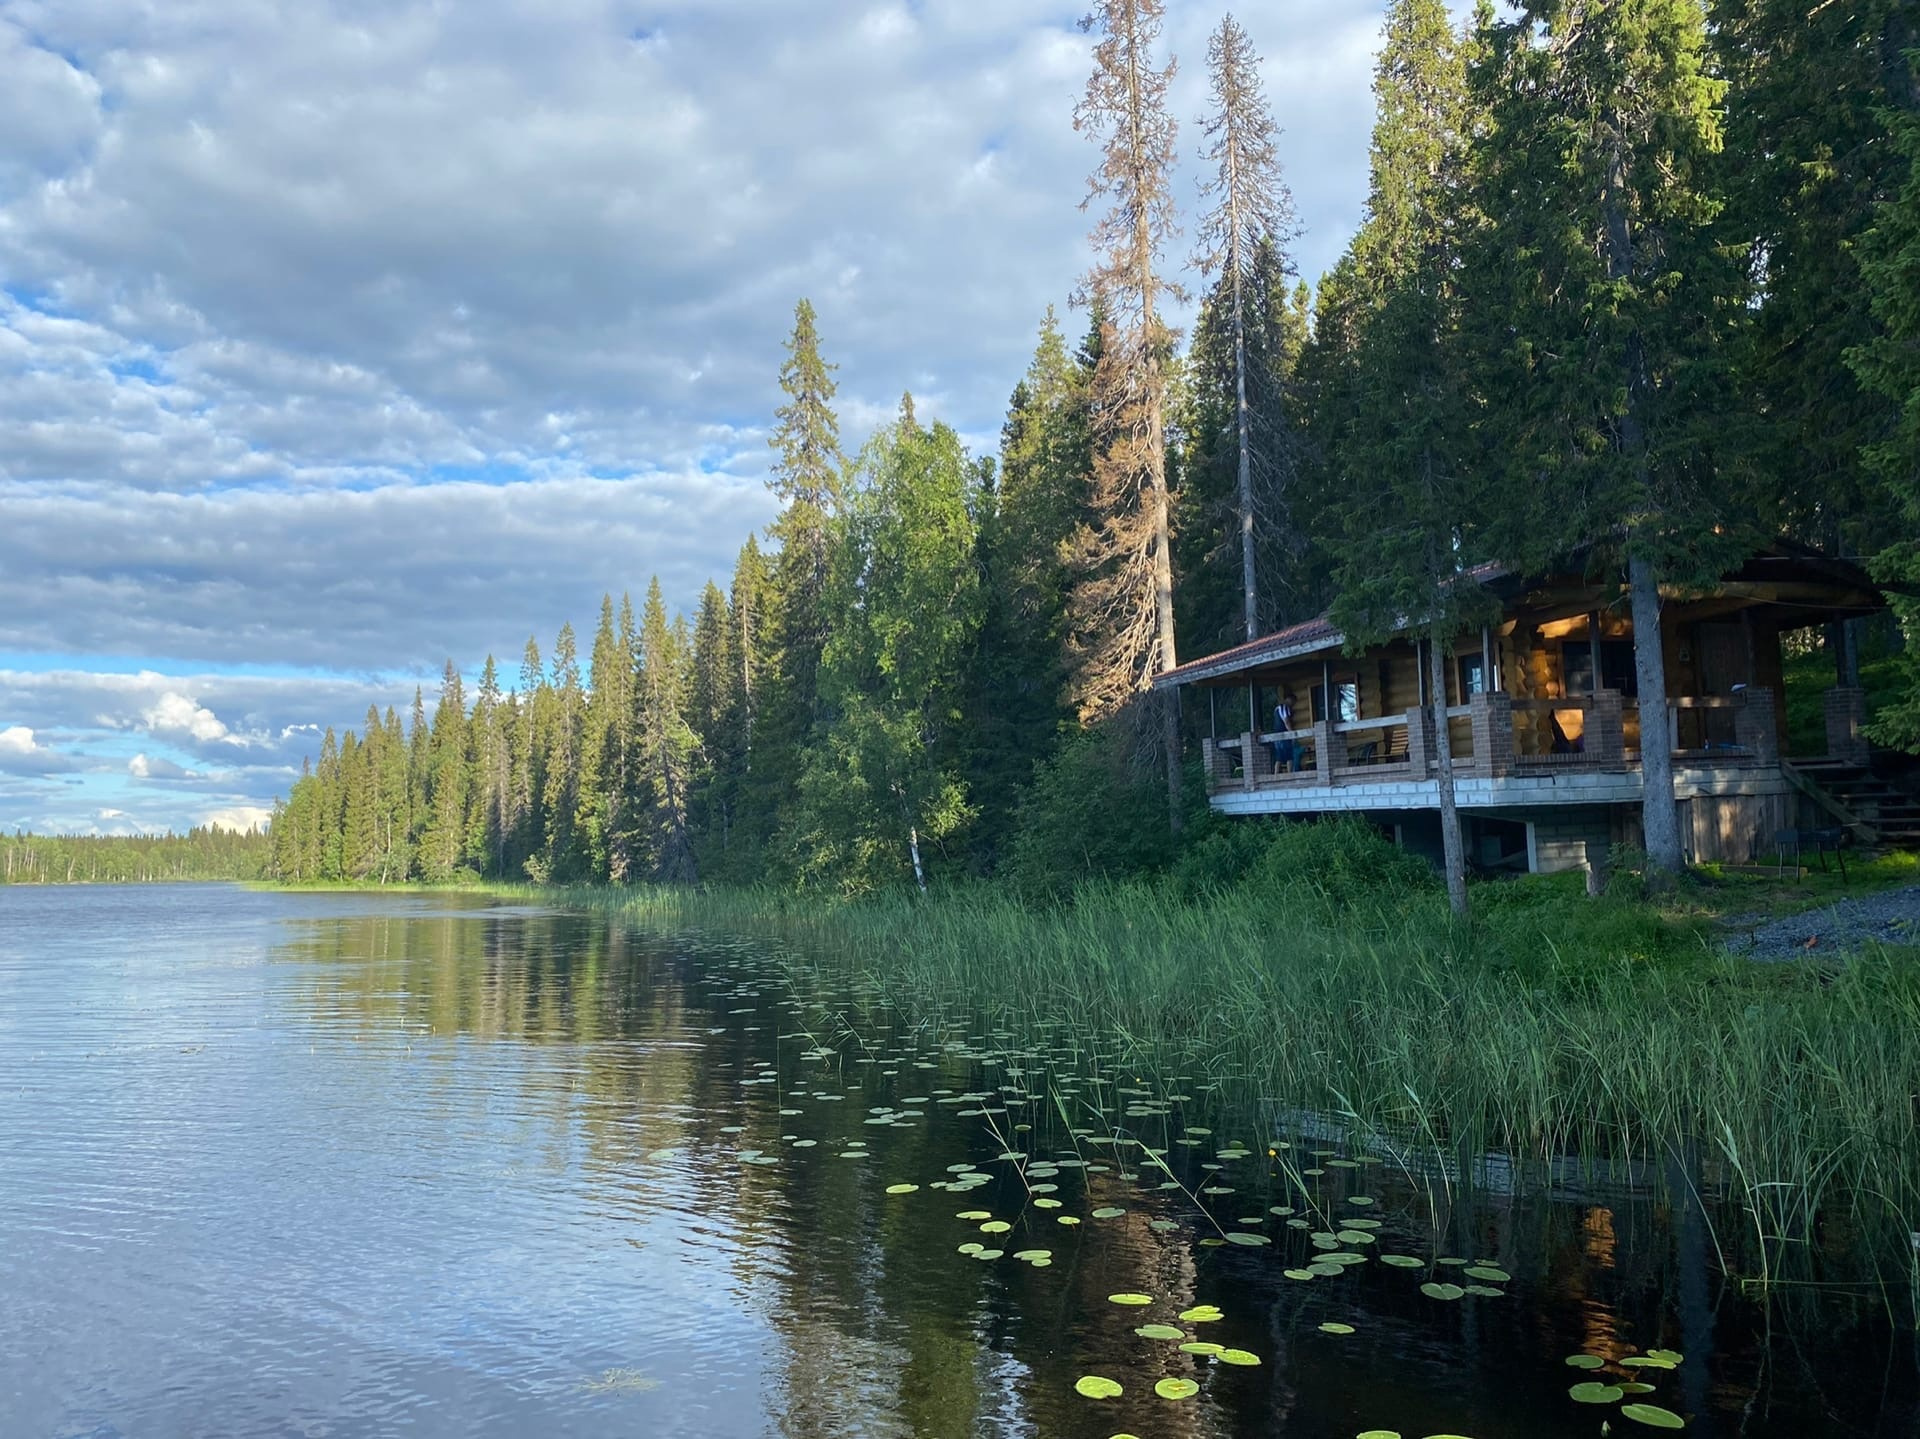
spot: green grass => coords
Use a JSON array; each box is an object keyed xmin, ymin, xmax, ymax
[
  {"xmin": 260, "ymin": 826, "xmax": 1920, "ymax": 1299},
  {"xmin": 524, "ymin": 831, "xmax": 1920, "ymax": 1300}
]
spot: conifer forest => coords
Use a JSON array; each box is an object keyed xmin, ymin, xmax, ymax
[{"xmin": 269, "ymin": 0, "xmax": 1919, "ymax": 894}]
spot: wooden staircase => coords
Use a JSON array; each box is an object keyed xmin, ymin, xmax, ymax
[{"xmin": 1787, "ymin": 756, "xmax": 1920, "ymax": 848}]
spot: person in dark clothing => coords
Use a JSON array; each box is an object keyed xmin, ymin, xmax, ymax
[{"xmin": 1269, "ymin": 692, "xmax": 1299, "ymax": 772}]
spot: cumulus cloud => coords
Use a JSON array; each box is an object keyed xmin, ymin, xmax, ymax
[
  {"xmin": 142, "ymin": 691, "xmax": 237, "ymax": 745},
  {"xmin": 0, "ymin": 0, "xmax": 1400, "ymax": 832},
  {"xmin": 199, "ymin": 805, "xmax": 273, "ymax": 834},
  {"xmin": 0, "ymin": 724, "xmax": 83, "ymax": 774}
]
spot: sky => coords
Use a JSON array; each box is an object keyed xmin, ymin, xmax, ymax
[{"xmin": 0, "ymin": 0, "xmax": 1399, "ymax": 836}]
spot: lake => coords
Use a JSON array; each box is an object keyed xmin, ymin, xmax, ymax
[{"xmin": 0, "ymin": 884, "xmax": 1912, "ymax": 1437}]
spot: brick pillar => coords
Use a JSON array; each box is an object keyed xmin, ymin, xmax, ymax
[
  {"xmin": 1202, "ymin": 738, "xmax": 1229, "ymax": 791},
  {"xmin": 1405, "ymin": 706, "xmax": 1432, "ymax": 777},
  {"xmin": 1735, "ymin": 687, "xmax": 1779, "ymax": 764},
  {"xmin": 1589, "ymin": 688, "xmax": 1626, "ymax": 770},
  {"xmin": 1470, "ymin": 692, "xmax": 1514, "ymax": 778},
  {"xmin": 1824, "ymin": 687, "xmax": 1868, "ymax": 765},
  {"xmin": 1240, "ymin": 730, "xmax": 1261, "ymax": 790},
  {"xmin": 1313, "ymin": 719, "xmax": 1336, "ymax": 784}
]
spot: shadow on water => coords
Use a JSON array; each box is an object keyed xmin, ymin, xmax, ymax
[{"xmin": 0, "ymin": 885, "xmax": 1914, "ymax": 1438}]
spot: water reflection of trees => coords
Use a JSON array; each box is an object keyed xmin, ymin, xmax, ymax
[{"xmin": 268, "ymin": 909, "xmax": 1917, "ymax": 1437}]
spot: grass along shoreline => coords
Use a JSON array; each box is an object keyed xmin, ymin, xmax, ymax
[
  {"xmin": 568, "ymin": 862, "xmax": 1917, "ymax": 1301},
  {"xmin": 261, "ymin": 828, "xmax": 1920, "ymax": 1299}
]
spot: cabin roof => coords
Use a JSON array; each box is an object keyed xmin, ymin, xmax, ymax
[
  {"xmin": 1154, "ymin": 561, "xmax": 1509, "ymax": 689},
  {"xmin": 1154, "ymin": 544, "xmax": 1887, "ymax": 692}
]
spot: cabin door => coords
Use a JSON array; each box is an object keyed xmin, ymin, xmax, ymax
[{"xmin": 1694, "ymin": 621, "xmax": 1749, "ymax": 748}]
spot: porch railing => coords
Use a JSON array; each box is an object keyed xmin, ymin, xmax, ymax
[{"xmin": 1203, "ymin": 686, "xmax": 1780, "ymax": 795}]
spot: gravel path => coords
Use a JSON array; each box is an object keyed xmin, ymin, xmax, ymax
[{"xmin": 1730, "ymin": 884, "xmax": 1920, "ymax": 962}]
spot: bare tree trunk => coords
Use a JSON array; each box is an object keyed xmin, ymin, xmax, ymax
[
  {"xmin": 1428, "ymin": 634, "xmax": 1468, "ymax": 917},
  {"xmin": 1234, "ymin": 285, "xmax": 1256, "ymax": 641},
  {"xmin": 1601, "ymin": 132, "xmax": 1681, "ymax": 880},
  {"xmin": 1630, "ymin": 553, "xmax": 1683, "ymax": 875}
]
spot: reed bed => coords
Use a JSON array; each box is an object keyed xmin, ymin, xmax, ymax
[{"xmin": 526, "ymin": 859, "xmax": 1920, "ymax": 1296}]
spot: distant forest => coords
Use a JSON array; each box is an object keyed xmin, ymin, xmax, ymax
[
  {"xmin": 1, "ymin": 830, "xmax": 269, "ymax": 886},
  {"xmin": 270, "ymin": 0, "xmax": 1918, "ymax": 894}
]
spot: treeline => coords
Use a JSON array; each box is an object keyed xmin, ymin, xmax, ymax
[
  {"xmin": 1, "ymin": 828, "xmax": 270, "ymax": 885},
  {"xmin": 271, "ymin": 0, "xmax": 1917, "ymax": 894}
]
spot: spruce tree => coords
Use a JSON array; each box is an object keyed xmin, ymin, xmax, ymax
[
  {"xmin": 421, "ymin": 659, "xmax": 470, "ymax": 878},
  {"xmin": 1193, "ymin": 13, "xmax": 1297, "ymax": 642},
  {"xmin": 541, "ymin": 624, "xmax": 584, "ymax": 880},
  {"xmin": 750, "ymin": 300, "xmax": 847, "ymax": 870},
  {"xmin": 1468, "ymin": 0, "xmax": 1744, "ymax": 875},
  {"xmin": 1849, "ymin": 91, "xmax": 1920, "ymax": 747},
  {"xmin": 1714, "ymin": 0, "xmax": 1916, "ymax": 560},
  {"xmin": 1320, "ymin": 0, "xmax": 1486, "ymax": 915},
  {"xmin": 631, "ymin": 579, "xmax": 700, "ymax": 881}
]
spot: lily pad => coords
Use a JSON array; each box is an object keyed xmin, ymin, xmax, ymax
[
  {"xmin": 1154, "ymin": 1378, "xmax": 1200, "ymax": 1401},
  {"xmin": 1569, "ymin": 1382, "xmax": 1624, "ymax": 1404},
  {"xmin": 1463, "ymin": 1266, "xmax": 1510, "ymax": 1283},
  {"xmin": 1355, "ymin": 1432, "xmax": 1402, "ymax": 1439},
  {"xmin": 1646, "ymin": 1349, "xmax": 1684, "ymax": 1367},
  {"xmin": 884, "ymin": 1183, "xmax": 918, "ymax": 1195},
  {"xmin": 1218, "ymin": 1347, "xmax": 1261, "ymax": 1364},
  {"xmin": 1178, "ymin": 1304, "xmax": 1224, "ymax": 1322},
  {"xmin": 1419, "ymin": 1282, "xmax": 1466, "ymax": 1301},
  {"xmin": 1075, "ymin": 1375, "xmax": 1124, "ymax": 1400},
  {"xmin": 979, "ymin": 1220, "xmax": 1012, "ymax": 1234},
  {"xmin": 956, "ymin": 1210, "xmax": 991, "ymax": 1220},
  {"xmin": 1179, "ymin": 1341, "xmax": 1224, "ymax": 1356},
  {"xmin": 1092, "ymin": 1207, "xmax": 1128, "ymax": 1219},
  {"xmin": 1283, "ymin": 1268, "xmax": 1317, "ymax": 1281},
  {"xmin": 1012, "ymin": 1249, "xmax": 1052, "ymax": 1262},
  {"xmin": 1381, "ymin": 1254, "xmax": 1425, "ymax": 1268},
  {"xmin": 1224, "ymin": 1232, "xmax": 1271, "ymax": 1246},
  {"xmin": 1108, "ymin": 1292, "xmax": 1154, "ymax": 1306},
  {"xmin": 1057, "ymin": 1215, "xmax": 1082, "ymax": 1226},
  {"xmin": 1318, "ymin": 1323, "xmax": 1355, "ymax": 1335},
  {"xmin": 1463, "ymin": 1285, "xmax": 1504, "ymax": 1298},
  {"xmin": 1136, "ymin": 1323, "xmax": 1185, "ymax": 1340},
  {"xmin": 1565, "ymin": 1354, "xmax": 1606, "ymax": 1369},
  {"xmin": 1620, "ymin": 1404, "xmax": 1686, "ymax": 1429}
]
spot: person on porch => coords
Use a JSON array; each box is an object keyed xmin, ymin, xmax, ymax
[{"xmin": 1270, "ymin": 692, "xmax": 1299, "ymax": 773}]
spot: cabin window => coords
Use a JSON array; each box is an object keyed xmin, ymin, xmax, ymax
[
  {"xmin": 1457, "ymin": 654, "xmax": 1487, "ymax": 698},
  {"xmin": 1312, "ymin": 678, "xmax": 1361, "ymax": 724},
  {"xmin": 1563, "ymin": 640, "xmax": 1638, "ymax": 697}
]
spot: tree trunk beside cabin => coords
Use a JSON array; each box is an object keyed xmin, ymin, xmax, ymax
[
  {"xmin": 1630, "ymin": 551, "xmax": 1684, "ymax": 874},
  {"xmin": 1427, "ymin": 633, "xmax": 1468, "ymax": 917}
]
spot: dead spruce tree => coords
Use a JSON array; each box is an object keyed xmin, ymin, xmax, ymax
[{"xmin": 1071, "ymin": 0, "xmax": 1187, "ymax": 824}]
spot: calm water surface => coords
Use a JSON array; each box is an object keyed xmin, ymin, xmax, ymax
[{"xmin": 0, "ymin": 885, "xmax": 1913, "ymax": 1438}]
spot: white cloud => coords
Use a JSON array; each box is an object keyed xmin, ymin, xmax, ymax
[
  {"xmin": 143, "ymin": 691, "xmax": 236, "ymax": 744},
  {"xmin": 0, "ymin": 724, "xmax": 83, "ymax": 774},
  {"xmin": 200, "ymin": 804, "xmax": 272, "ymax": 834}
]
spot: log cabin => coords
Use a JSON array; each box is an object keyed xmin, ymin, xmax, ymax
[{"xmin": 1153, "ymin": 544, "xmax": 1908, "ymax": 873}]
